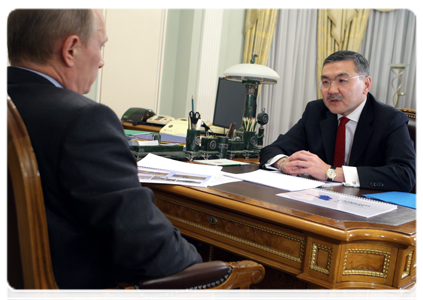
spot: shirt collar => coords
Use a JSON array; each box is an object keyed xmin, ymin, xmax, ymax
[
  {"xmin": 13, "ymin": 66, "xmax": 63, "ymax": 88},
  {"xmin": 338, "ymin": 97, "xmax": 367, "ymax": 123}
]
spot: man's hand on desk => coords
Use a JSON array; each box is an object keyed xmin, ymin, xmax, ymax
[{"xmin": 274, "ymin": 150, "xmax": 345, "ymax": 182}]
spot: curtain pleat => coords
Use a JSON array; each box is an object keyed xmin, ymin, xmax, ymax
[
  {"xmin": 360, "ymin": 9, "xmax": 416, "ymax": 109},
  {"xmin": 260, "ymin": 10, "xmax": 318, "ymax": 145},
  {"xmin": 317, "ymin": 9, "xmax": 370, "ymax": 97},
  {"xmin": 243, "ymin": 9, "xmax": 278, "ymax": 65}
]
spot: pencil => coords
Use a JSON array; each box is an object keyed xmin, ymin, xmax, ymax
[{"xmin": 191, "ymin": 96, "xmax": 194, "ymax": 112}]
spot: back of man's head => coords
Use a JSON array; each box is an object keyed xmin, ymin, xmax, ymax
[
  {"xmin": 7, "ymin": 9, "xmax": 95, "ymax": 66},
  {"xmin": 323, "ymin": 50, "xmax": 370, "ymax": 76}
]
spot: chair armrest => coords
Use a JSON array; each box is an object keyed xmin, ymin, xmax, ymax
[
  {"xmin": 62, "ymin": 260, "xmax": 265, "ymax": 300},
  {"xmin": 121, "ymin": 260, "xmax": 265, "ymax": 289}
]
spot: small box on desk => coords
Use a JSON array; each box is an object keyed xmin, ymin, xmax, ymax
[
  {"xmin": 200, "ymin": 137, "xmax": 218, "ymax": 151},
  {"xmin": 228, "ymin": 140, "xmax": 244, "ymax": 151}
]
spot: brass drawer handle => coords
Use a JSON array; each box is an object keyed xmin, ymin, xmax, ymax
[{"xmin": 208, "ymin": 216, "xmax": 218, "ymax": 225}]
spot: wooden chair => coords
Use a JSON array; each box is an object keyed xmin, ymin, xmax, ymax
[
  {"xmin": 7, "ymin": 96, "xmax": 265, "ymax": 289},
  {"xmin": 399, "ymin": 108, "xmax": 420, "ymax": 194}
]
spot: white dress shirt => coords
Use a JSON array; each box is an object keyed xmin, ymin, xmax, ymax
[{"xmin": 265, "ymin": 98, "xmax": 367, "ymax": 187}]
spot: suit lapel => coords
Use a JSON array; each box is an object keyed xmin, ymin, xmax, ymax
[
  {"xmin": 320, "ymin": 110, "xmax": 338, "ymax": 164},
  {"xmin": 349, "ymin": 98, "xmax": 375, "ymax": 166}
]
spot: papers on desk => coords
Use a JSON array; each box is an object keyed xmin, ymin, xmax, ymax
[
  {"xmin": 137, "ymin": 153, "xmax": 223, "ymax": 187},
  {"xmin": 222, "ymin": 169, "xmax": 324, "ymax": 191},
  {"xmin": 279, "ymin": 188, "xmax": 397, "ymax": 218},
  {"xmin": 128, "ymin": 140, "xmax": 159, "ymax": 146},
  {"xmin": 126, "ymin": 130, "xmax": 186, "ymax": 144},
  {"xmin": 194, "ymin": 159, "xmax": 250, "ymax": 167}
]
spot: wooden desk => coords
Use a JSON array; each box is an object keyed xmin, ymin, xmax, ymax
[{"xmin": 144, "ymin": 164, "xmax": 416, "ymax": 289}]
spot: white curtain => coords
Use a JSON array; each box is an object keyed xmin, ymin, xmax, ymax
[
  {"xmin": 259, "ymin": 10, "xmax": 318, "ymax": 146},
  {"xmin": 360, "ymin": 9, "xmax": 416, "ymax": 109}
]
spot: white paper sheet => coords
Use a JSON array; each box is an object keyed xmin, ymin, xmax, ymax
[
  {"xmin": 279, "ymin": 188, "xmax": 397, "ymax": 218},
  {"xmin": 137, "ymin": 153, "xmax": 223, "ymax": 187},
  {"xmin": 138, "ymin": 153, "xmax": 222, "ymax": 175},
  {"xmin": 194, "ymin": 159, "xmax": 250, "ymax": 167},
  {"xmin": 222, "ymin": 169, "xmax": 324, "ymax": 191}
]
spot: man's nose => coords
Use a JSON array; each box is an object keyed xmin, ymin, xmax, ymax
[{"xmin": 328, "ymin": 80, "xmax": 339, "ymax": 93}]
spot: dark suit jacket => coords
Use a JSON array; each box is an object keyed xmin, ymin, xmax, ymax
[
  {"xmin": 7, "ymin": 67, "xmax": 202, "ymax": 289},
  {"xmin": 259, "ymin": 93, "xmax": 416, "ymax": 192}
]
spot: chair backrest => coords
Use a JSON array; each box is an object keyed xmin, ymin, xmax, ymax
[
  {"xmin": 7, "ymin": 96, "xmax": 58, "ymax": 289},
  {"xmin": 7, "ymin": 96, "xmax": 265, "ymax": 289},
  {"xmin": 399, "ymin": 108, "xmax": 420, "ymax": 194}
]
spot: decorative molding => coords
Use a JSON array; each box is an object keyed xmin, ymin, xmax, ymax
[
  {"xmin": 157, "ymin": 195, "xmax": 305, "ymax": 263},
  {"xmin": 342, "ymin": 249, "xmax": 391, "ymax": 278},
  {"xmin": 402, "ymin": 251, "xmax": 414, "ymax": 279},
  {"xmin": 310, "ymin": 243, "xmax": 333, "ymax": 275}
]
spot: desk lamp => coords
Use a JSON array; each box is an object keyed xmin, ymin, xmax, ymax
[{"xmin": 223, "ymin": 54, "xmax": 279, "ymax": 127}]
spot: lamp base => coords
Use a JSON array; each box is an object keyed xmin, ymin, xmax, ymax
[{"xmin": 242, "ymin": 81, "xmax": 260, "ymax": 120}]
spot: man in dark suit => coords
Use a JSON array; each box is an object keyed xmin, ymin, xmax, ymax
[
  {"xmin": 260, "ymin": 51, "xmax": 415, "ymax": 192},
  {"xmin": 7, "ymin": 9, "xmax": 202, "ymax": 289}
]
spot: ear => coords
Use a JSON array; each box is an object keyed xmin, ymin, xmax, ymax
[
  {"xmin": 363, "ymin": 76, "xmax": 372, "ymax": 94},
  {"xmin": 61, "ymin": 35, "xmax": 80, "ymax": 67}
]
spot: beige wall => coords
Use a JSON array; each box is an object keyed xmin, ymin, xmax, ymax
[{"xmin": 100, "ymin": 9, "xmax": 164, "ymax": 119}]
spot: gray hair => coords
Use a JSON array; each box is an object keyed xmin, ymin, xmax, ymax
[
  {"xmin": 8, "ymin": 9, "xmax": 96, "ymax": 65},
  {"xmin": 323, "ymin": 50, "xmax": 370, "ymax": 76}
]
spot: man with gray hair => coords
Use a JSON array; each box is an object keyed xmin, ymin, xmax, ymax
[
  {"xmin": 7, "ymin": 9, "xmax": 202, "ymax": 289},
  {"xmin": 260, "ymin": 50, "xmax": 415, "ymax": 192}
]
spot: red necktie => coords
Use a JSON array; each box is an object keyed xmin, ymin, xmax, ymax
[{"xmin": 333, "ymin": 117, "xmax": 350, "ymax": 167}]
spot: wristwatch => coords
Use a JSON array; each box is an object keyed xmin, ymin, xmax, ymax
[
  {"xmin": 326, "ymin": 166, "xmax": 337, "ymax": 181},
  {"xmin": 277, "ymin": 156, "xmax": 288, "ymax": 172}
]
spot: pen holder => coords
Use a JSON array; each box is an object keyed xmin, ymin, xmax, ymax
[
  {"xmin": 217, "ymin": 136, "xmax": 229, "ymax": 158},
  {"xmin": 243, "ymin": 131, "xmax": 256, "ymax": 150},
  {"xmin": 201, "ymin": 137, "xmax": 217, "ymax": 151},
  {"xmin": 186, "ymin": 129, "xmax": 201, "ymax": 152}
]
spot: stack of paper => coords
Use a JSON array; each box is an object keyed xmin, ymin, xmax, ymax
[
  {"xmin": 137, "ymin": 153, "xmax": 242, "ymax": 187},
  {"xmin": 279, "ymin": 188, "xmax": 397, "ymax": 218}
]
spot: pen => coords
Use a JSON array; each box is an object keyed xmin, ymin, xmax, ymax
[{"xmin": 191, "ymin": 96, "xmax": 194, "ymax": 112}]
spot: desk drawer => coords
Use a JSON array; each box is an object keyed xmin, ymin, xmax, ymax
[{"xmin": 154, "ymin": 191, "xmax": 306, "ymax": 272}]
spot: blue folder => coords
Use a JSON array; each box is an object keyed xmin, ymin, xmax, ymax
[{"xmin": 363, "ymin": 192, "xmax": 416, "ymax": 209}]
